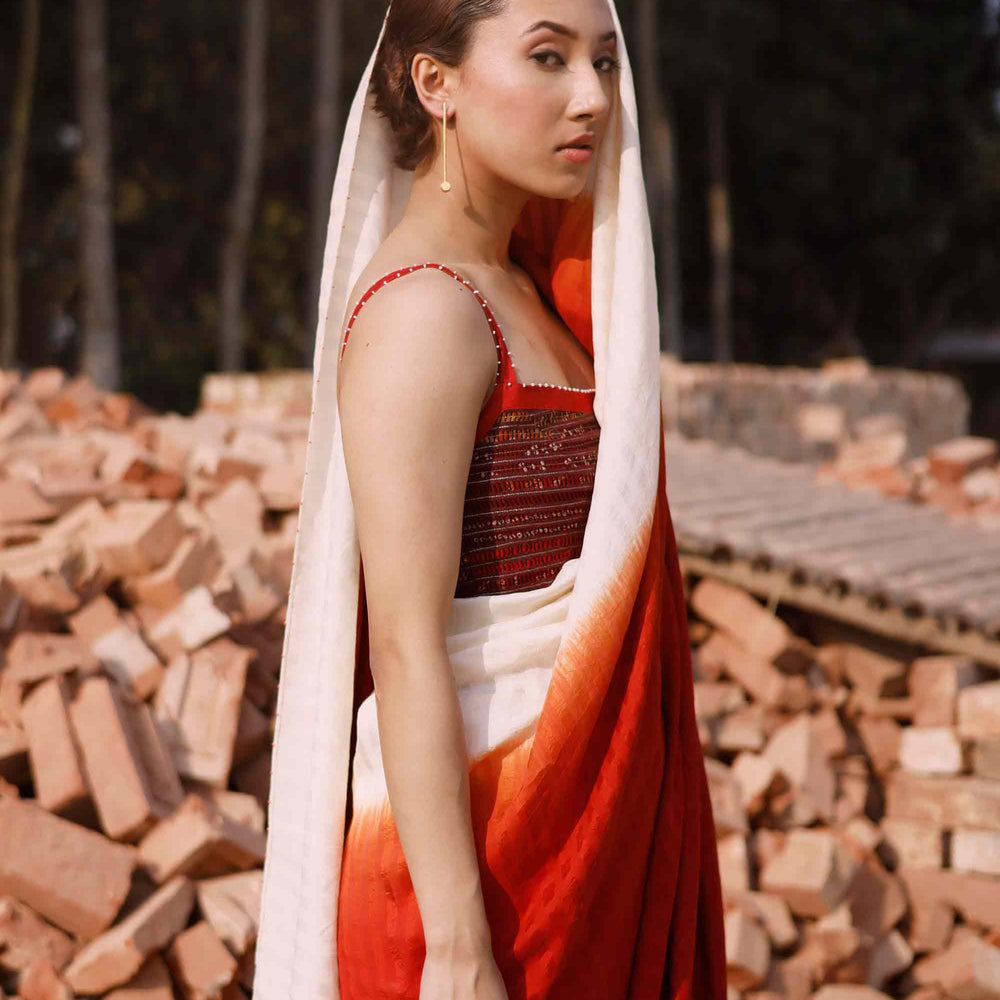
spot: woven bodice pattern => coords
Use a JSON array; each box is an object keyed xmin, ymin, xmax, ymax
[{"xmin": 340, "ymin": 262, "xmax": 600, "ymax": 597}]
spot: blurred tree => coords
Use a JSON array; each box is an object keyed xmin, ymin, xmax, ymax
[
  {"xmin": 219, "ymin": 0, "xmax": 268, "ymax": 372},
  {"xmin": 306, "ymin": 0, "xmax": 343, "ymax": 363},
  {"xmin": 635, "ymin": 0, "xmax": 683, "ymax": 356},
  {"xmin": 1, "ymin": 0, "xmax": 41, "ymax": 369},
  {"xmin": 2, "ymin": 0, "xmax": 998, "ymax": 413},
  {"xmin": 74, "ymin": 0, "xmax": 120, "ymax": 388},
  {"xmin": 704, "ymin": 0, "xmax": 733, "ymax": 363},
  {"xmin": 719, "ymin": 0, "xmax": 1000, "ymax": 366}
]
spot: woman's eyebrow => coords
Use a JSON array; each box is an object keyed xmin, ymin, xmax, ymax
[{"xmin": 522, "ymin": 20, "xmax": 618, "ymax": 43}]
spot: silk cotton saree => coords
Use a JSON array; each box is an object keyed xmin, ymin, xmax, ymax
[{"xmin": 251, "ymin": 3, "xmax": 728, "ymax": 998}]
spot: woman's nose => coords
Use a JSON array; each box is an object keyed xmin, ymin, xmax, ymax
[{"xmin": 571, "ymin": 65, "xmax": 611, "ymax": 121}]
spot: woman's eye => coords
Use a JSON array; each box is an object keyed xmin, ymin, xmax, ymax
[
  {"xmin": 532, "ymin": 51, "xmax": 621, "ymax": 74},
  {"xmin": 531, "ymin": 51, "xmax": 564, "ymax": 68}
]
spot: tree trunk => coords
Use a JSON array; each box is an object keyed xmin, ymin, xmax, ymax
[
  {"xmin": 219, "ymin": 0, "xmax": 268, "ymax": 372},
  {"xmin": 636, "ymin": 0, "xmax": 683, "ymax": 357},
  {"xmin": 305, "ymin": 0, "xmax": 342, "ymax": 366},
  {"xmin": 706, "ymin": 85, "xmax": 733, "ymax": 364},
  {"xmin": 74, "ymin": 0, "xmax": 121, "ymax": 388},
  {"xmin": 1, "ymin": 0, "xmax": 41, "ymax": 371}
]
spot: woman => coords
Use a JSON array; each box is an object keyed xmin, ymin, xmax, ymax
[{"xmin": 253, "ymin": 1, "xmax": 726, "ymax": 998}]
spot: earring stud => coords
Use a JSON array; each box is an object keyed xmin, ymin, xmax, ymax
[{"xmin": 440, "ymin": 99, "xmax": 451, "ymax": 192}]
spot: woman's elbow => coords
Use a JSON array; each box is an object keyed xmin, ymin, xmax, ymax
[{"xmin": 368, "ymin": 627, "xmax": 445, "ymax": 693}]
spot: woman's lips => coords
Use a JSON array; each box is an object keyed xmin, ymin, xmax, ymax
[{"xmin": 558, "ymin": 146, "xmax": 593, "ymax": 163}]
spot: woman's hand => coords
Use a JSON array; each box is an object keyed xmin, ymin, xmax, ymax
[{"xmin": 420, "ymin": 944, "xmax": 510, "ymax": 1000}]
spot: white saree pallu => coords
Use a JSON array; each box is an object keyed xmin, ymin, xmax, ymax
[
  {"xmin": 251, "ymin": 1, "xmax": 728, "ymax": 998},
  {"xmin": 351, "ymin": 558, "xmax": 579, "ymax": 812}
]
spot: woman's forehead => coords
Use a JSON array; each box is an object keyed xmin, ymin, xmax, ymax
[{"xmin": 490, "ymin": 0, "xmax": 617, "ymax": 43}]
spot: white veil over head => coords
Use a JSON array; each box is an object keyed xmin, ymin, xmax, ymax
[{"xmin": 252, "ymin": 2, "xmax": 660, "ymax": 997}]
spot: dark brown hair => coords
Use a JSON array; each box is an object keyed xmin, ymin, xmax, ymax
[{"xmin": 371, "ymin": 0, "xmax": 508, "ymax": 170}]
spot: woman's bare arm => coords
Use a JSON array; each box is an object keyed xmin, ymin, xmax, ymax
[{"xmin": 338, "ymin": 271, "xmax": 500, "ymax": 956}]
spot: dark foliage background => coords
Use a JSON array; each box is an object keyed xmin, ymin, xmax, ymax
[{"xmin": 2, "ymin": 0, "xmax": 999, "ymax": 418}]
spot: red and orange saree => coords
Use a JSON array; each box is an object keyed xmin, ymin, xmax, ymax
[{"xmin": 253, "ymin": 3, "xmax": 727, "ymax": 998}]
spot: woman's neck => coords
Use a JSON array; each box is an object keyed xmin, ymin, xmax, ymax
[{"xmin": 400, "ymin": 160, "xmax": 531, "ymax": 274}]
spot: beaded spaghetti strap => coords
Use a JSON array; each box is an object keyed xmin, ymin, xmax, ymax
[{"xmin": 338, "ymin": 262, "xmax": 506, "ymax": 400}]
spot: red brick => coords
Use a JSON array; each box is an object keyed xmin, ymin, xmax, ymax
[
  {"xmin": 909, "ymin": 655, "xmax": 983, "ymax": 727},
  {"xmin": 68, "ymin": 676, "xmax": 184, "ymax": 841},
  {"xmin": 762, "ymin": 714, "xmax": 836, "ymax": 825},
  {"xmin": 834, "ymin": 432, "xmax": 908, "ymax": 475},
  {"xmin": 900, "ymin": 867, "xmax": 1000, "ymax": 930},
  {"xmin": 228, "ymin": 551, "xmax": 283, "ymax": 624},
  {"xmin": 759, "ymin": 829, "xmax": 859, "ymax": 918},
  {"xmin": 199, "ymin": 479, "xmax": 264, "ymax": 565},
  {"xmin": 828, "ymin": 643, "xmax": 907, "ymax": 699},
  {"xmin": 0, "ymin": 574, "xmax": 21, "ymax": 635},
  {"xmin": 22, "ymin": 369, "xmax": 66, "ymax": 404},
  {"xmin": 3, "ymin": 632, "xmax": 100, "ymax": 685},
  {"xmin": 899, "ymin": 727, "xmax": 963, "ymax": 775},
  {"xmin": 856, "ymin": 715, "xmax": 902, "ymax": 775},
  {"xmin": 18, "ymin": 954, "xmax": 72, "ymax": 1000},
  {"xmin": 695, "ymin": 629, "xmax": 788, "ymax": 708},
  {"xmin": 9, "ymin": 572, "xmax": 79, "ymax": 623},
  {"xmin": 0, "ymin": 797, "xmax": 135, "ymax": 938},
  {"xmin": 62, "ymin": 876, "xmax": 195, "ymax": 994},
  {"xmin": 67, "ymin": 593, "xmax": 121, "ymax": 645},
  {"xmin": 137, "ymin": 793, "xmax": 265, "ymax": 884},
  {"xmin": 146, "ymin": 586, "xmax": 230, "ymax": 660},
  {"xmin": 166, "ymin": 920, "xmax": 238, "ymax": 1000},
  {"xmin": 43, "ymin": 496, "xmax": 109, "ymax": 545},
  {"xmin": 102, "ymin": 953, "xmax": 175, "ymax": 1000},
  {"xmin": 0, "ymin": 481, "xmax": 58, "ymax": 527},
  {"xmin": 153, "ymin": 640, "xmax": 251, "ymax": 787},
  {"xmin": 913, "ymin": 933, "xmax": 1000, "ymax": 997},
  {"xmin": 927, "ymin": 436, "xmax": 999, "ymax": 484},
  {"xmin": 91, "ymin": 500, "xmax": 185, "ymax": 577},
  {"xmin": 92, "ymin": 625, "xmax": 164, "ymax": 700},
  {"xmin": 257, "ymin": 462, "xmax": 301, "ymax": 512},
  {"xmin": 0, "ymin": 718, "xmax": 30, "ymax": 786},
  {"xmin": 844, "ymin": 854, "xmax": 907, "ymax": 939},
  {"xmin": 0, "ymin": 404, "xmax": 45, "ymax": 448},
  {"xmin": 690, "ymin": 578, "xmax": 797, "ymax": 664},
  {"xmin": 20, "ymin": 677, "xmax": 90, "ymax": 818},
  {"xmin": 957, "ymin": 680, "xmax": 1000, "ymax": 741},
  {"xmin": 122, "ymin": 534, "xmax": 222, "ymax": 610},
  {"xmin": 0, "ymin": 897, "xmax": 75, "ymax": 977},
  {"xmin": 723, "ymin": 908, "xmax": 770, "ymax": 990},
  {"xmin": 886, "ymin": 771, "xmax": 1000, "ymax": 832},
  {"xmin": 193, "ymin": 788, "xmax": 264, "ymax": 833},
  {"xmin": 194, "ymin": 871, "xmax": 262, "ymax": 955}
]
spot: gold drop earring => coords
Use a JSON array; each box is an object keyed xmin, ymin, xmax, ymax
[{"xmin": 440, "ymin": 99, "xmax": 452, "ymax": 192}]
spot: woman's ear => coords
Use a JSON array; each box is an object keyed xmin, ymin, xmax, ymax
[{"xmin": 411, "ymin": 53, "xmax": 455, "ymax": 119}]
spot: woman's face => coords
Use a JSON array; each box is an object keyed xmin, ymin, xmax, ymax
[{"xmin": 452, "ymin": 0, "xmax": 619, "ymax": 201}]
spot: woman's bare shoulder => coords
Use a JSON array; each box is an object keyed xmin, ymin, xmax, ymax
[
  {"xmin": 337, "ymin": 253, "xmax": 498, "ymax": 410},
  {"xmin": 342, "ymin": 237, "xmax": 458, "ymax": 323}
]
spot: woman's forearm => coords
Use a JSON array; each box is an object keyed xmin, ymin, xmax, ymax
[{"xmin": 372, "ymin": 646, "xmax": 493, "ymax": 956}]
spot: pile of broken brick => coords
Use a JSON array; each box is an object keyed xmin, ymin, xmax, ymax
[
  {"xmin": 690, "ymin": 575, "xmax": 1000, "ymax": 1000},
  {"xmin": 820, "ymin": 431, "xmax": 1000, "ymax": 532},
  {"xmin": 1, "ymin": 366, "xmax": 999, "ymax": 1000},
  {"xmin": 1, "ymin": 369, "xmax": 297, "ymax": 1000}
]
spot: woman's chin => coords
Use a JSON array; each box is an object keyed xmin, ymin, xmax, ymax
[{"xmin": 525, "ymin": 172, "xmax": 589, "ymax": 202}]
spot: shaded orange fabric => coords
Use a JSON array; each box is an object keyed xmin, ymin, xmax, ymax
[{"xmin": 336, "ymin": 194, "xmax": 727, "ymax": 1000}]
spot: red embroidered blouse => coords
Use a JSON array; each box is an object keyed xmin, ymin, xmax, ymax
[{"xmin": 340, "ymin": 262, "xmax": 600, "ymax": 598}]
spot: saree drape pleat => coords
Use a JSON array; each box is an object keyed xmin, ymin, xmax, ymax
[
  {"xmin": 337, "ymin": 439, "xmax": 727, "ymax": 1000},
  {"xmin": 251, "ymin": 3, "xmax": 727, "ymax": 998}
]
